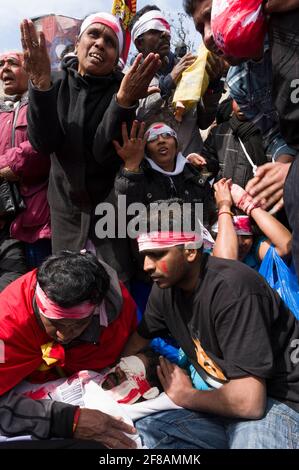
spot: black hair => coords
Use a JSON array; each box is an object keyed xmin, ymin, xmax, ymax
[
  {"xmin": 216, "ymin": 97, "xmax": 233, "ymax": 125},
  {"xmin": 138, "ymin": 347, "xmax": 163, "ymax": 392},
  {"xmin": 129, "ymin": 5, "xmax": 161, "ymax": 32},
  {"xmin": 183, "ymin": 0, "xmax": 201, "ymax": 17},
  {"xmin": 37, "ymin": 251, "xmax": 110, "ymax": 307}
]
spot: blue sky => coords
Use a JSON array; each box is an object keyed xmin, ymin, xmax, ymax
[{"xmin": 0, "ymin": 0, "xmax": 199, "ymax": 53}]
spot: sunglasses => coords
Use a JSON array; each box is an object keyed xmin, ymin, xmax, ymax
[{"xmin": 147, "ymin": 132, "xmax": 175, "ymax": 143}]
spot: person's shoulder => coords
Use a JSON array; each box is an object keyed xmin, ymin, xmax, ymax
[{"xmin": 205, "ymin": 256, "xmax": 268, "ymax": 297}]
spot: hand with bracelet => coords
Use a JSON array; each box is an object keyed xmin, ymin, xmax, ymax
[
  {"xmin": 113, "ymin": 120, "xmax": 146, "ymax": 172},
  {"xmin": 213, "ymin": 178, "xmax": 239, "ymax": 260},
  {"xmin": 214, "ymin": 178, "xmax": 234, "ymax": 215}
]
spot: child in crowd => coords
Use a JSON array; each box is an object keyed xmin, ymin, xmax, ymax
[{"xmin": 212, "ymin": 178, "xmax": 292, "ymax": 270}]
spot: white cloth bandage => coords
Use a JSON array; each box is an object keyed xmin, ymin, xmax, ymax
[
  {"xmin": 131, "ymin": 10, "xmax": 170, "ymax": 43},
  {"xmin": 79, "ymin": 12, "xmax": 124, "ymax": 52},
  {"xmin": 102, "ymin": 356, "xmax": 160, "ymax": 404}
]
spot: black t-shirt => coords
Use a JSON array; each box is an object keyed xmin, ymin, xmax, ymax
[{"xmin": 138, "ymin": 255, "xmax": 299, "ymax": 412}]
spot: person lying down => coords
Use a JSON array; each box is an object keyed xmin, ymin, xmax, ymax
[{"xmin": 13, "ymin": 350, "xmax": 182, "ymax": 448}]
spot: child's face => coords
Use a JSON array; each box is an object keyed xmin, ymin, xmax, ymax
[
  {"xmin": 238, "ymin": 235, "xmax": 254, "ymax": 261},
  {"xmin": 146, "ymin": 129, "xmax": 177, "ymax": 172}
]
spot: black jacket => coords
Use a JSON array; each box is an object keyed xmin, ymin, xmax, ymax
[
  {"xmin": 27, "ymin": 57, "xmax": 136, "ymax": 253},
  {"xmin": 202, "ymin": 116, "xmax": 268, "ymax": 188},
  {"xmin": 0, "ymin": 225, "xmax": 27, "ymax": 291},
  {"xmin": 115, "ymin": 160, "xmax": 214, "ymax": 226}
]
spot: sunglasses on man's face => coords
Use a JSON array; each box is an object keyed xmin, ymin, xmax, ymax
[{"xmin": 147, "ymin": 132, "xmax": 174, "ymax": 143}]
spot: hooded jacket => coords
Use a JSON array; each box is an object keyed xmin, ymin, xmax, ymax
[
  {"xmin": 27, "ymin": 57, "xmax": 136, "ymax": 253},
  {"xmin": 0, "ymin": 93, "xmax": 51, "ymax": 243}
]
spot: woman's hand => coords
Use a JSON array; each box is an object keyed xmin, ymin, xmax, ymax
[
  {"xmin": 214, "ymin": 178, "xmax": 233, "ymax": 211},
  {"xmin": 116, "ymin": 53, "xmax": 161, "ymax": 107},
  {"xmin": 20, "ymin": 19, "xmax": 51, "ymax": 91},
  {"xmin": 113, "ymin": 120, "xmax": 146, "ymax": 171}
]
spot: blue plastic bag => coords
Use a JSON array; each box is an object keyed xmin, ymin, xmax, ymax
[{"xmin": 259, "ymin": 246, "xmax": 299, "ymax": 319}]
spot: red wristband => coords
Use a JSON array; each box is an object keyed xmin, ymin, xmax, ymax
[{"xmin": 72, "ymin": 406, "xmax": 81, "ymax": 435}]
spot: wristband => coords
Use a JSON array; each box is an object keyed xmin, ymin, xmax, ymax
[{"xmin": 218, "ymin": 211, "xmax": 234, "ymax": 217}]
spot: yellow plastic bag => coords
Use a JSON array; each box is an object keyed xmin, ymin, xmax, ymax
[{"xmin": 172, "ymin": 44, "xmax": 211, "ymax": 121}]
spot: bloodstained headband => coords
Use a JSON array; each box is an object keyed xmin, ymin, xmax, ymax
[{"xmin": 137, "ymin": 231, "xmax": 203, "ymax": 252}]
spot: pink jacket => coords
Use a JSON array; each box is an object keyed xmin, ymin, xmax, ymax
[{"xmin": 0, "ymin": 95, "xmax": 51, "ymax": 243}]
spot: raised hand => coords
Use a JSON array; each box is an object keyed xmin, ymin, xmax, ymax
[
  {"xmin": 20, "ymin": 19, "xmax": 51, "ymax": 90},
  {"xmin": 113, "ymin": 120, "xmax": 146, "ymax": 171},
  {"xmin": 245, "ymin": 162, "xmax": 291, "ymax": 213},
  {"xmin": 171, "ymin": 52, "xmax": 197, "ymax": 83},
  {"xmin": 116, "ymin": 53, "xmax": 161, "ymax": 107},
  {"xmin": 213, "ymin": 178, "xmax": 233, "ymax": 210}
]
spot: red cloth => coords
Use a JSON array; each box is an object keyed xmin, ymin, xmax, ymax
[
  {"xmin": 211, "ymin": 0, "xmax": 267, "ymax": 59},
  {"xmin": 0, "ymin": 270, "xmax": 137, "ymax": 395}
]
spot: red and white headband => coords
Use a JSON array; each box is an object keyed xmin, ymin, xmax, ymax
[
  {"xmin": 79, "ymin": 12, "xmax": 124, "ymax": 52},
  {"xmin": 137, "ymin": 231, "xmax": 203, "ymax": 252},
  {"xmin": 145, "ymin": 123, "xmax": 177, "ymax": 143},
  {"xmin": 36, "ymin": 282, "xmax": 96, "ymax": 320},
  {"xmin": 212, "ymin": 215, "xmax": 253, "ymax": 236},
  {"xmin": 0, "ymin": 51, "xmax": 23, "ymax": 64},
  {"xmin": 131, "ymin": 10, "xmax": 170, "ymax": 43}
]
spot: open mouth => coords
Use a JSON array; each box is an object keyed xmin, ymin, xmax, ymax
[
  {"xmin": 3, "ymin": 76, "xmax": 14, "ymax": 85},
  {"xmin": 89, "ymin": 52, "xmax": 104, "ymax": 64},
  {"xmin": 158, "ymin": 147, "xmax": 169, "ymax": 155}
]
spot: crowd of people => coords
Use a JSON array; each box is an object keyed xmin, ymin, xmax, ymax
[{"xmin": 0, "ymin": 0, "xmax": 299, "ymax": 450}]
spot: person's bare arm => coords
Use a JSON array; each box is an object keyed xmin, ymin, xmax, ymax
[
  {"xmin": 121, "ymin": 331, "xmax": 151, "ymax": 357},
  {"xmin": 250, "ymin": 207, "xmax": 292, "ymax": 260},
  {"xmin": 158, "ymin": 358, "xmax": 266, "ymax": 420},
  {"xmin": 213, "ymin": 179, "xmax": 238, "ymax": 260}
]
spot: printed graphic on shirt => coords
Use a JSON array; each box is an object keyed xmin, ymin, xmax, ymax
[{"xmin": 192, "ymin": 338, "xmax": 228, "ymax": 389}]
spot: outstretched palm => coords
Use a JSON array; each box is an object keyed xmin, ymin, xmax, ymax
[{"xmin": 113, "ymin": 121, "xmax": 146, "ymax": 171}]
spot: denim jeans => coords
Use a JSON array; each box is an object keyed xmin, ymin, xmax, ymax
[{"xmin": 135, "ymin": 399, "xmax": 299, "ymax": 449}]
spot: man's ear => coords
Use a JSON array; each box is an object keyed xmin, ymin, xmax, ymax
[{"xmin": 184, "ymin": 249, "xmax": 198, "ymax": 263}]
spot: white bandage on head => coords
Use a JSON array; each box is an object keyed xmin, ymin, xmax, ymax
[
  {"xmin": 79, "ymin": 12, "xmax": 124, "ymax": 52},
  {"xmin": 102, "ymin": 355, "xmax": 160, "ymax": 404},
  {"xmin": 131, "ymin": 10, "xmax": 171, "ymax": 43}
]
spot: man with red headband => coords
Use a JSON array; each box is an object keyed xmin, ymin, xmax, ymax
[
  {"xmin": 130, "ymin": 5, "xmax": 225, "ymax": 156},
  {"xmin": 0, "ymin": 251, "xmax": 138, "ymax": 448},
  {"xmin": 123, "ymin": 199, "xmax": 299, "ymax": 449}
]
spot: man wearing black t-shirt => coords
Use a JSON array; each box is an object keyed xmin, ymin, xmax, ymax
[{"xmin": 123, "ymin": 201, "xmax": 299, "ymax": 449}]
